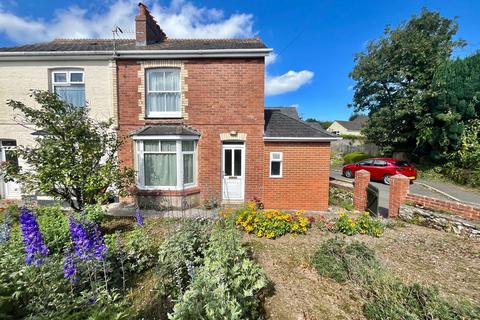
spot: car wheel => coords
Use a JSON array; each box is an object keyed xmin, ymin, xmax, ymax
[
  {"xmin": 344, "ymin": 170, "xmax": 353, "ymax": 178},
  {"xmin": 383, "ymin": 174, "xmax": 392, "ymax": 185}
]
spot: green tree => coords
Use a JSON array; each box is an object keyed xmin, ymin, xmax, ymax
[
  {"xmin": 1, "ymin": 91, "xmax": 134, "ymax": 211},
  {"xmin": 350, "ymin": 9, "xmax": 465, "ymax": 155},
  {"xmin": 305, "ymin": 118, "xmax": 333, "ymax": 130},
  {"xmin": 424, "ymin": 52, "xmax": 480, "ymax": 159}
]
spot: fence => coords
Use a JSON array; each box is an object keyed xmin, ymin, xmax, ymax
[{"xmin": 331, "ymin": 139, "xmax": 379, "ymax": 155}]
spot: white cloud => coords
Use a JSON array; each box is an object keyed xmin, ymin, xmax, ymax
[
  {"xmin": 265, "ymin": 52, "xmax": 277, "ymax": 66},
  {"xmin": 265, "ymin": 70, "xmax": 314, "ymax": 96},
  {"xmin": 0, "ymin": 0, "xmax": 255, "ymax": 44}
]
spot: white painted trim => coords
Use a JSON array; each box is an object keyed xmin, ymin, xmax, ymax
[
  {"xmin": 264, "ymin": 137, "xmax": 342, "ymax": 142},
  {"xmin": 221, "ymin": 143, "xmax": 245, "ymax": 201},
  {"xmin": 269, "ymin": 152, "xmax": 283, "ymax": 178},
  {"xmin": 0, "ymin": 48, "xmax": 272, "ymax": 61},
  {"xmin": 132, "ymin": 135, "xmax": 199, "ymax": 140}
]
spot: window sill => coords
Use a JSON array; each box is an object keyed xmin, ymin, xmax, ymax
[
  {"xmin": 146, "ymin": 112, "xmax": 182, "ymax": 119},
  {"xmin": 269, "ymin": 176, "xmax": 283, "ymax": 179}
]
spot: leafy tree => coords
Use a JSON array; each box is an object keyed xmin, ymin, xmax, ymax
[
  {"xmin": 1, "ymin": 91, "xmax": 134, "ymax": 211},
  {"xmin": 349, "ymin": 9, "xmax": 465, "ymax": 155},
  {"xmin": 424, "ymin": 52, "xmax": 480, "ymax": 159}
]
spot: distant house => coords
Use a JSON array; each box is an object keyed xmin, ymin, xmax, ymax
[{"xmin": 327, "ymin": 116, "xmax": 368, "ymax": 136}]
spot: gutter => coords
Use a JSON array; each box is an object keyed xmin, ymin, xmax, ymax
[
  {"xmin": 263, "ymin": 136, "xmax": 342, "ymax": 142},
  {"xmin": 0, "ymin": 48, "xmax": 272, "ymax": 61}
]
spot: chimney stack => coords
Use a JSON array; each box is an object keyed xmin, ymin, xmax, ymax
[{"xmin": 135, "ymin": 2, "xmax": 167, "ymax": 46}]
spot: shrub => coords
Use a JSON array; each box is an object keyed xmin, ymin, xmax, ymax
[
  {"xmin": 226, "ymin": 202, "xmax": 311, "ymax": 239},
  {"xmin": 82, "ymin": 204, "xmax": 106, "ymax": 224},
  {"xmin": 363, "ymin": 277, "xmax": 480, "ymax": 320},
  {"xmin": 122, "ymin": 227, "xmax": 158, "ymax": 273},
  {"xmin": 36, "ymin": 205, "xmax": 71, "ymax": 253},
  {"xmin": 156, "ymin": 220, "xmax": 211, "ymax": 317},
  {"xmin": 333, "ymin": 210, "xmax": 384, "ymax": 237},
  {"xmin": 170, "ymin": 223, "xmax": 267, "ymax": 320},
  {"xmin": 343, "ymin": 152, "xmax": 371, "ymax": 164},
  {"xmin": 311, "ymin": 238, "xmax": 379, "ymax": 283}
]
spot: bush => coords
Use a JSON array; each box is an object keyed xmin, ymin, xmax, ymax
[
  {"xmin": 36, "ymin": 205, "xmax": 71, "ymax": 253},
  {"xmin": 155, "ymin": 220, "xmax": 211, "ymax": 317},
  {"xmin": 311, "ymin": 238, "xmax": 379, "ymax": 283},
  {"xmin": 343, "ymin": 152, "xmax": 371, "ymax": 164},
  {"xmin": 333, "ymin": 211, "xmax": 384, "ymax": 237},
  {"xmin": 225, "ymin": 202, "xmax": 311, "ymax": 239},
  {"xmin": 170, "ymin": 223, "xmax": 267, "ymax": 320},
  {"xmin": 363, "ymin": 277, "xmax": 480, "ymax": 320}
]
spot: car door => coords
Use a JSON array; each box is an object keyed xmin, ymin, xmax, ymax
[
  {"xmin": 372, "ymin": 159, "xmax": 388, "ymax": 180},
  {"xmin": 356, "ymin": 159, "xmax": 374, "ymax": 175}
]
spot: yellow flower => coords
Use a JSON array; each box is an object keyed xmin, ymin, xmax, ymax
[{"xmin": 256, "ymin": 231, "xmax": 263, "ymax": 237}]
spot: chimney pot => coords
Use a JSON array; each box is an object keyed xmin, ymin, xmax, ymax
[{"xmin": 135, "ymin": 2, "xmax": 166, "ymax": 46}]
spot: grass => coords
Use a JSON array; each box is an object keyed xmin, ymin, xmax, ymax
[{"xmin": 243, "ymin": 224, "xmax": 480, "ymax": 320}]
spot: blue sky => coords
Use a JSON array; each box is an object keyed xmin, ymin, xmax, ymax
[{"xmin": 1, "ymin": 0, "xmax": 479, "ymax": 121}]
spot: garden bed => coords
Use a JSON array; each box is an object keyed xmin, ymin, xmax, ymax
[{"xmin": 244, "ymin": 224, "xmax": 480, "ymax": 320}]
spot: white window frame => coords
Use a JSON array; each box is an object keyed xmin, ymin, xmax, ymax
[
  {"xmin": 134, "ymin": 136, "xmax": 197, "ymax": 190},
  {"xmin": 146, "ymin": 68, "xmax": 182, "ymax": 118},
  {"xmin": 269, "ymin": 152, "xmax": 283, "ymax": 178},
  {"xmin": 51, "ymin": 70, "xmax": 85, "ymax": 86}
]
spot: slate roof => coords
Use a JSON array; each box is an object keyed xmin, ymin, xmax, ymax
[
  {"xmin": 264, "ymin": 107, "xmax": 338, "ymax": 139},
  {"xmin": 0, "ymin": 38, "xmax": 267, "ymax": 52},
  {"xmin": 129, "ymin": 125, "xmax": 200, "ymax": 137},
  {"xmin": 334, "ymin": 115, "xmax": 368, "ymax": 131}
]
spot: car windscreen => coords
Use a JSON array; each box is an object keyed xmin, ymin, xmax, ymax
[{"xmin": 395, "ymin": 161, "xmax": 410, "ymax": 167}]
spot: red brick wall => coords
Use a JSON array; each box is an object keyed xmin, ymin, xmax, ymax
[
  {"xmin": 116, "ymin": 58, "xmax": 265, "ymax": 202},
  {"xmin": 406, "ymin": 193, "xmax": 480, "ymax": 221},
  {"xmin": 263, "ymin": 142, "xmax": 331, "ymax": 211}
]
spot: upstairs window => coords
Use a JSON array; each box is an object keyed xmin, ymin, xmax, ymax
[
  {"xmin": 51, "ymin": 70, "xmax": 85, "ymax": 107},
  {"xmin": 270, "ymin": 152, "xmax": 283, "ymax": 178},
  {"xmin": 146, "ymin": 68, "xmax": 181, "ymax": 118}
]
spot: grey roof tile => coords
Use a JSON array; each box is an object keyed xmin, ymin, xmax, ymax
[
  {"xmin": 129, "ymin": 125, "xmax": 200, "ymax": 137},
  {"xmin": 335, "ymin": 116, "xmax": 368, "ymax": 131},
  {"xmin": 0, "ymin": 38, "xmax": 267, "ymax": 52},
  {"xmin": 264, "ymin": 108, "xmax": 337, "ymax": 138}
]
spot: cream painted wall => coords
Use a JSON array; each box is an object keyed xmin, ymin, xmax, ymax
[
  {"xmin": 327, "ymin": 121, "xmax": 363, "ymax": 136},
  {"xmin": 0, "ymin": 59, "xmax": 116, "ymax": 149}
]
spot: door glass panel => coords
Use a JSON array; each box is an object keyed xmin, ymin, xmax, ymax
[
  {"xmin": 224, "ymin": 149, "xmax": 232, "ymax": 176},
  {"xmin": 234, "ymin": 149, "xmax": 242, "ymax": 176}
]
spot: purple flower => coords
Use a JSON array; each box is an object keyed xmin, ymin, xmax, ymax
[
  {"xmin": 19, "ymin": 208, "xmax": 49, "ymax": 266},
  {"xmin": 91, "ymin": 224, "xmax": 107, "ymax": 261},
  {"xmin": 69, "ymin": 217, "xmax": 92, "ymax": 260},
  {"xmin": 63, "ymin": 251, "xmax": 77, "ymax": 283},
  {"xmin": 135, "ymin": 209, "xmax": 144, "ymax": 227}
]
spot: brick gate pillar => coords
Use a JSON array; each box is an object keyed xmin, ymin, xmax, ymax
[
  {"xmin": 353, "ymin": 170, "xmax": 370, "ymax": 212},
  {"xmin": 388, "ymin": 174, "xmax": 410, "ymax": 218}
]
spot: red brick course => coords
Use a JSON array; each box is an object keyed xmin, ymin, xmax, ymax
[
  {"xmin": 117, "ymin": 58, "xmax": 265, "ymax": 203},
  {"xmin": 353, "ymin": 170, "xmax": 370, "ymax": 212},
  {"xmin": 405, "ymin": 193, "xmax": 480, "ymax": 221},
  {"xmin": 388, "ymin": 174, "xmax": 410, "ymax": 218},
  {"xmin": 263, "ymin": 142, "xmax": 331, "ymax": 211}
]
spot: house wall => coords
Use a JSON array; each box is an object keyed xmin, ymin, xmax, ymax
[
  {"xmin": 116, "ymin": 58, "xmax": 265, "ymax": 204},
  {"xmin": 263, "ymin": 142, "xmax": 331, "ymax": 211},
  {"xmin": 0, "ymin": 60, "xmax": 116, "ymax": 151},
  {"xmin": 327, "ymin": 121, "xmax": 362, "ymax": 136}
]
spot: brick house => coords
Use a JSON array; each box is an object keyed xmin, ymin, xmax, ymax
[{"xmin": 0, "ymin": 3, "xmax": 339, "ymax": 211}]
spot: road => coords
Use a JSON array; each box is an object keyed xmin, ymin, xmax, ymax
[{"xmin": 330, "ymin": 170, "xmax": 480, "ymax": 216}]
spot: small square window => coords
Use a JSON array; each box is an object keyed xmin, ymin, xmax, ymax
[
  {"xmin": 54, "ymin": 72, "xmax": 67, "ymax": 83},
  {"xmin": 270, "ymin": 152, "xmax": 283, "ymax": 178},
  {"xmin": 70, "ymin": 72, "xmax": 84, "ymax": 83}
]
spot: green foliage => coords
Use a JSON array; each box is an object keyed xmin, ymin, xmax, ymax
[
  {"xmin": 170, "ymin": 223, "xmax": 267, "ymax": 320},
  {"xmin": 81, "ymin": 204, "xmax": 106, "ymax": 224},
  {"xmin": 363, "ymin": 276, "xmax": 480, "ymax": 320},
  {"xmin": 350, "ymin": 9, "xmax": 465, "ymax": 155},
  {"xmin": 36, "ymin": 206, "xmax": 70, "ymax": 253},
  {"xmin": 305, "ymin": 118, "xmax": 333, "ymax": 130},
  {"xmin": 1, "ymin": 90, "xmax": 135, "ymax": 211},
  {"xmin": 122, "ymin": 227, "xmax": 158, "ymax": 273},
  {"xmin": 340, "ymin": 134, "xmax": 365, "ymax": 141},
  {"xmin": 343, "ymin": 151, "xmax": 371, "ymax": 164},
  {"xmin": 329, "ymin": 187, "xmax": 354, "ymax": 210},
  {"xmin": 333, "ymin": 211, "xmax": 385, "ymax": 237},
  {"xmin": 155, "ymin": 220, "xmax": 211, "ymax": 317},
  {"xmin": 311, "ymin": 238, "xmax": 379, "ymax": 283}
]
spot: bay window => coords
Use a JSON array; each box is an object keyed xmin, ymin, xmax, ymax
[
  {"xmin": 136, "ymin": 139, "xmax": 196, "ymax": 189},
  {"xmin": 146, "ymin": 68, "xmax": 181, "ymax": 118},
  {"xmin": 51, "ymin": 70, "xmax": 85, "ymax": 107}
]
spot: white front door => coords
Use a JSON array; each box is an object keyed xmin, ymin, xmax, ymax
[
  {"xmin": 0, "ymin": 146, "xmax": 22, "ymax": 199},
  {"xmin": 222, "ymin": 143, "xmax": 245, "ymax": 201}
]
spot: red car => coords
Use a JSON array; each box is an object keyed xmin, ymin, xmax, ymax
[{"xmin": 342, "ymin": 158, "xmax": 417, "ymax": 185}]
